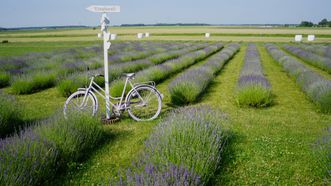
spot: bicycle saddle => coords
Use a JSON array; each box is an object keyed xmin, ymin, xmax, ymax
[{"xmin": 123, "ymin": 73, "xmax": 135, "ymax": 78}]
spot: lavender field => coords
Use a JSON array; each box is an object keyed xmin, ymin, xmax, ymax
[{"xmin": 0, "ymin": 40, "xmax": 331, "ymax": 185}]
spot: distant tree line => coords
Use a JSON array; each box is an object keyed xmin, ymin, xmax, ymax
[
  {"xmin": 1, "ymin": 25, "xmax": 88, "ymax": 31},
  {"xmin": 299, "ymin": 18, "xmax": 331, "ymax": 27}
]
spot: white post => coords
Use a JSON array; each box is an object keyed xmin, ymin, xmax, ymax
[
  {"xmin": 101, "ymin": 14, "xmax": 111, "ymax": 119},
  {"xmin": 87, "ymin": 5, "xmax": 120, "ymax": 120}
]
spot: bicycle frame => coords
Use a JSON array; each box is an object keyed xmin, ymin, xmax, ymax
[{"xmin": 80, "ymin": 76, "xmax": 143, "ymax": 114}]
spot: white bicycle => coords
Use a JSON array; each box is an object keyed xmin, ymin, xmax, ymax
[{"xmin": 63, "ymin": 73, "xmax": 163, "ymax": 121}]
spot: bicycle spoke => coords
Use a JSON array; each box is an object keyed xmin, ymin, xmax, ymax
[{"xmin": 127, "ymin": 87, "xmax": 161, "ymax": 121}]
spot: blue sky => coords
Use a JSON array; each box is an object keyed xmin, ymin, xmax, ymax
[{"xmin": 1, "ymin": 0, "xmax": 331, "ymax": 28}]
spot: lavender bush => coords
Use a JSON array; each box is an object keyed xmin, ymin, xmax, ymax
[
  {"xmin": 169, "ymin": 43, "xmax": 240, "ymax": 105},
  {"xmin": 0, "ymin": 92, "xmax": 24, "ymax": 137},
  {"xmin": 0, "ymin": 129, "xmax": 58, "ymax": 185},
  {"xmin": 145, "ymin": 106, "xmax": 228, "ymax": 183},
  {"xmin": 112, "ymin": 106, "xmax": 229, "ymax": 185},
  {"xmin": 283, "ymin": 44, "xmax": 331, "ymax": 73},
  {"xmin": 266, "ymin": 44, "xmax": 331, "ymax": 113},
  {"xmin": 35, "ymin": 114, "xmax": 104, "ymax": 162},
  {"xmin": 0, "ymin": 113, "xmax": 103, "ymax": 185},
  {"xmin": 236, "ymin": 44, "xmax": 272, "ymax": 107},
  {"xmin": 11, "ymin": 71, "xmax": 56, "ymax": 94}
]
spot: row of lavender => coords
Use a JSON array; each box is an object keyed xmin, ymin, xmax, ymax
[
  {"xmin": 283, "ymin": 44, "xmax": 331, "ymax": 73},
  {"xmin": 0, "ymin": 41, "xmax": 144, "ymax": 88},
  {"xmin": 236, "ymin": 44, "xmax": 272, "ymax": 107},
  {"xmin": 0, "ymin": 45, "xmax": 102, "ymax": 89},
  {"xmin": 20, "ymin": 42, "xmax": 188, "ymax": 94},
  {"xmin": 111, "ymin": 106, "xmax": 229, "ymax": 185},
  {"xmin": 58, "ymin": 42, "xmax": 207, "ymax": 97},
  {"xmin": 0, "ymin": 41, "xmax": 187, "ymax": 94},
  {"xmin": 297, "ymin": 44, "xmax": 331, "ymax": 59},
  {"xmin": 108, "ymin": 41, "xmax": 188, "ymax": 64},
  {"xmin": 0, "ymin": 113, "xmax": 104, "ymax": 185},
  {"xmin": 266, "ymin": 44, "xmax": 331, "ymax": 113},
  {"xmin": 168, "ymin": 43, "xmax": 240, "ymax": 105},
  {"xmin": 109, "ymin": 43, "xmax": 224, "ymax": 97}
]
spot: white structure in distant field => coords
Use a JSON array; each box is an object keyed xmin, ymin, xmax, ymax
[
  {"xmin": 307, "ymin": 35, "xmax": 315, "ymax": 42},
  {"xmin": 145, "ymin": 32, "xmax": 150, "ymax": 37},
  {"xmin": 294, "ymin": 35, "xmax": 303, "ymax": 42},
  {"xmin": 205, "ymin": 33, "xmax": 210, "ymax": 38},
  {"xmin": 137, "ymin": 33, "xmax": 144, "ymax": 39}
]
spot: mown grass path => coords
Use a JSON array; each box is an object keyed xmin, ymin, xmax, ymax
[{"xmin": 201, "ymin": 45, "xmax": 331, "ymax": 185}]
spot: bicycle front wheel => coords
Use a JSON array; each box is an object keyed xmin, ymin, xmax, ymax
[
  {"xmin": 126, "ymin": 86, "xmax": 162, "ymax": 121},
  {"xmin": 63, "ymin": 90, "xmax": 98, "ymax": 119}
]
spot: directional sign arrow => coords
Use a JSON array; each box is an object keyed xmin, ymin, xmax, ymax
[{"xmin": 86, "ymin": 5, "xmax": 120, "ymax": 13}]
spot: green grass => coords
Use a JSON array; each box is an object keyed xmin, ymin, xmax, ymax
[
  {"xmin": 2, "ymin": 87, "xmax": 66, "ymax": 121},
  {"xmin": 0, "ymin": 41, "xmax": 98, "ymax": 56}
]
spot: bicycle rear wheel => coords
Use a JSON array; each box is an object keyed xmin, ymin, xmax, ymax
[
  {"xmin": 63, "ymin": 90, "xmax": 98, "ymax": 118},
  {"xmin": 126, "ymin": 86, "xmax": 162, "ymax": 121}
]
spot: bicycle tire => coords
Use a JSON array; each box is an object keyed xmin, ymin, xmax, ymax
[
  {"xmin": 126, "ymin": 85, "xmax": 162, "ymax": 121},
  {"xmin": 63, "ymin": 90, "xmax": 98, "ymax": 118}
]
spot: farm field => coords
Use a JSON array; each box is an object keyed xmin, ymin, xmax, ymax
[
  {"xmin": 0, "ymin": 27, "xmax": 331, "ymax": 185},
  {"xmin": 2, "ymin": 26, "xmax": 331, "ymax": 43}
]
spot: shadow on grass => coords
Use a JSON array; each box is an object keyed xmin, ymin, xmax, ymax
[
  {"xmin": 207, "ymin": 131, "xmax": 246, "ymax": 186},
  {"xmin": 50, "ymin": 126, "xmax": 133, "ymax": 186},
  {"xmin": 0, "ymin": 111, "xmax": 51, "ymax": 139}
]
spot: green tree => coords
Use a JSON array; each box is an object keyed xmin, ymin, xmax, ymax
[
  {"xmin": 318, "ymin": 18, "xmax": 329, "ymax": 26},
  {"xmin": 299, "ymin": 21, "xmax": 314, "ymax": 27}
]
